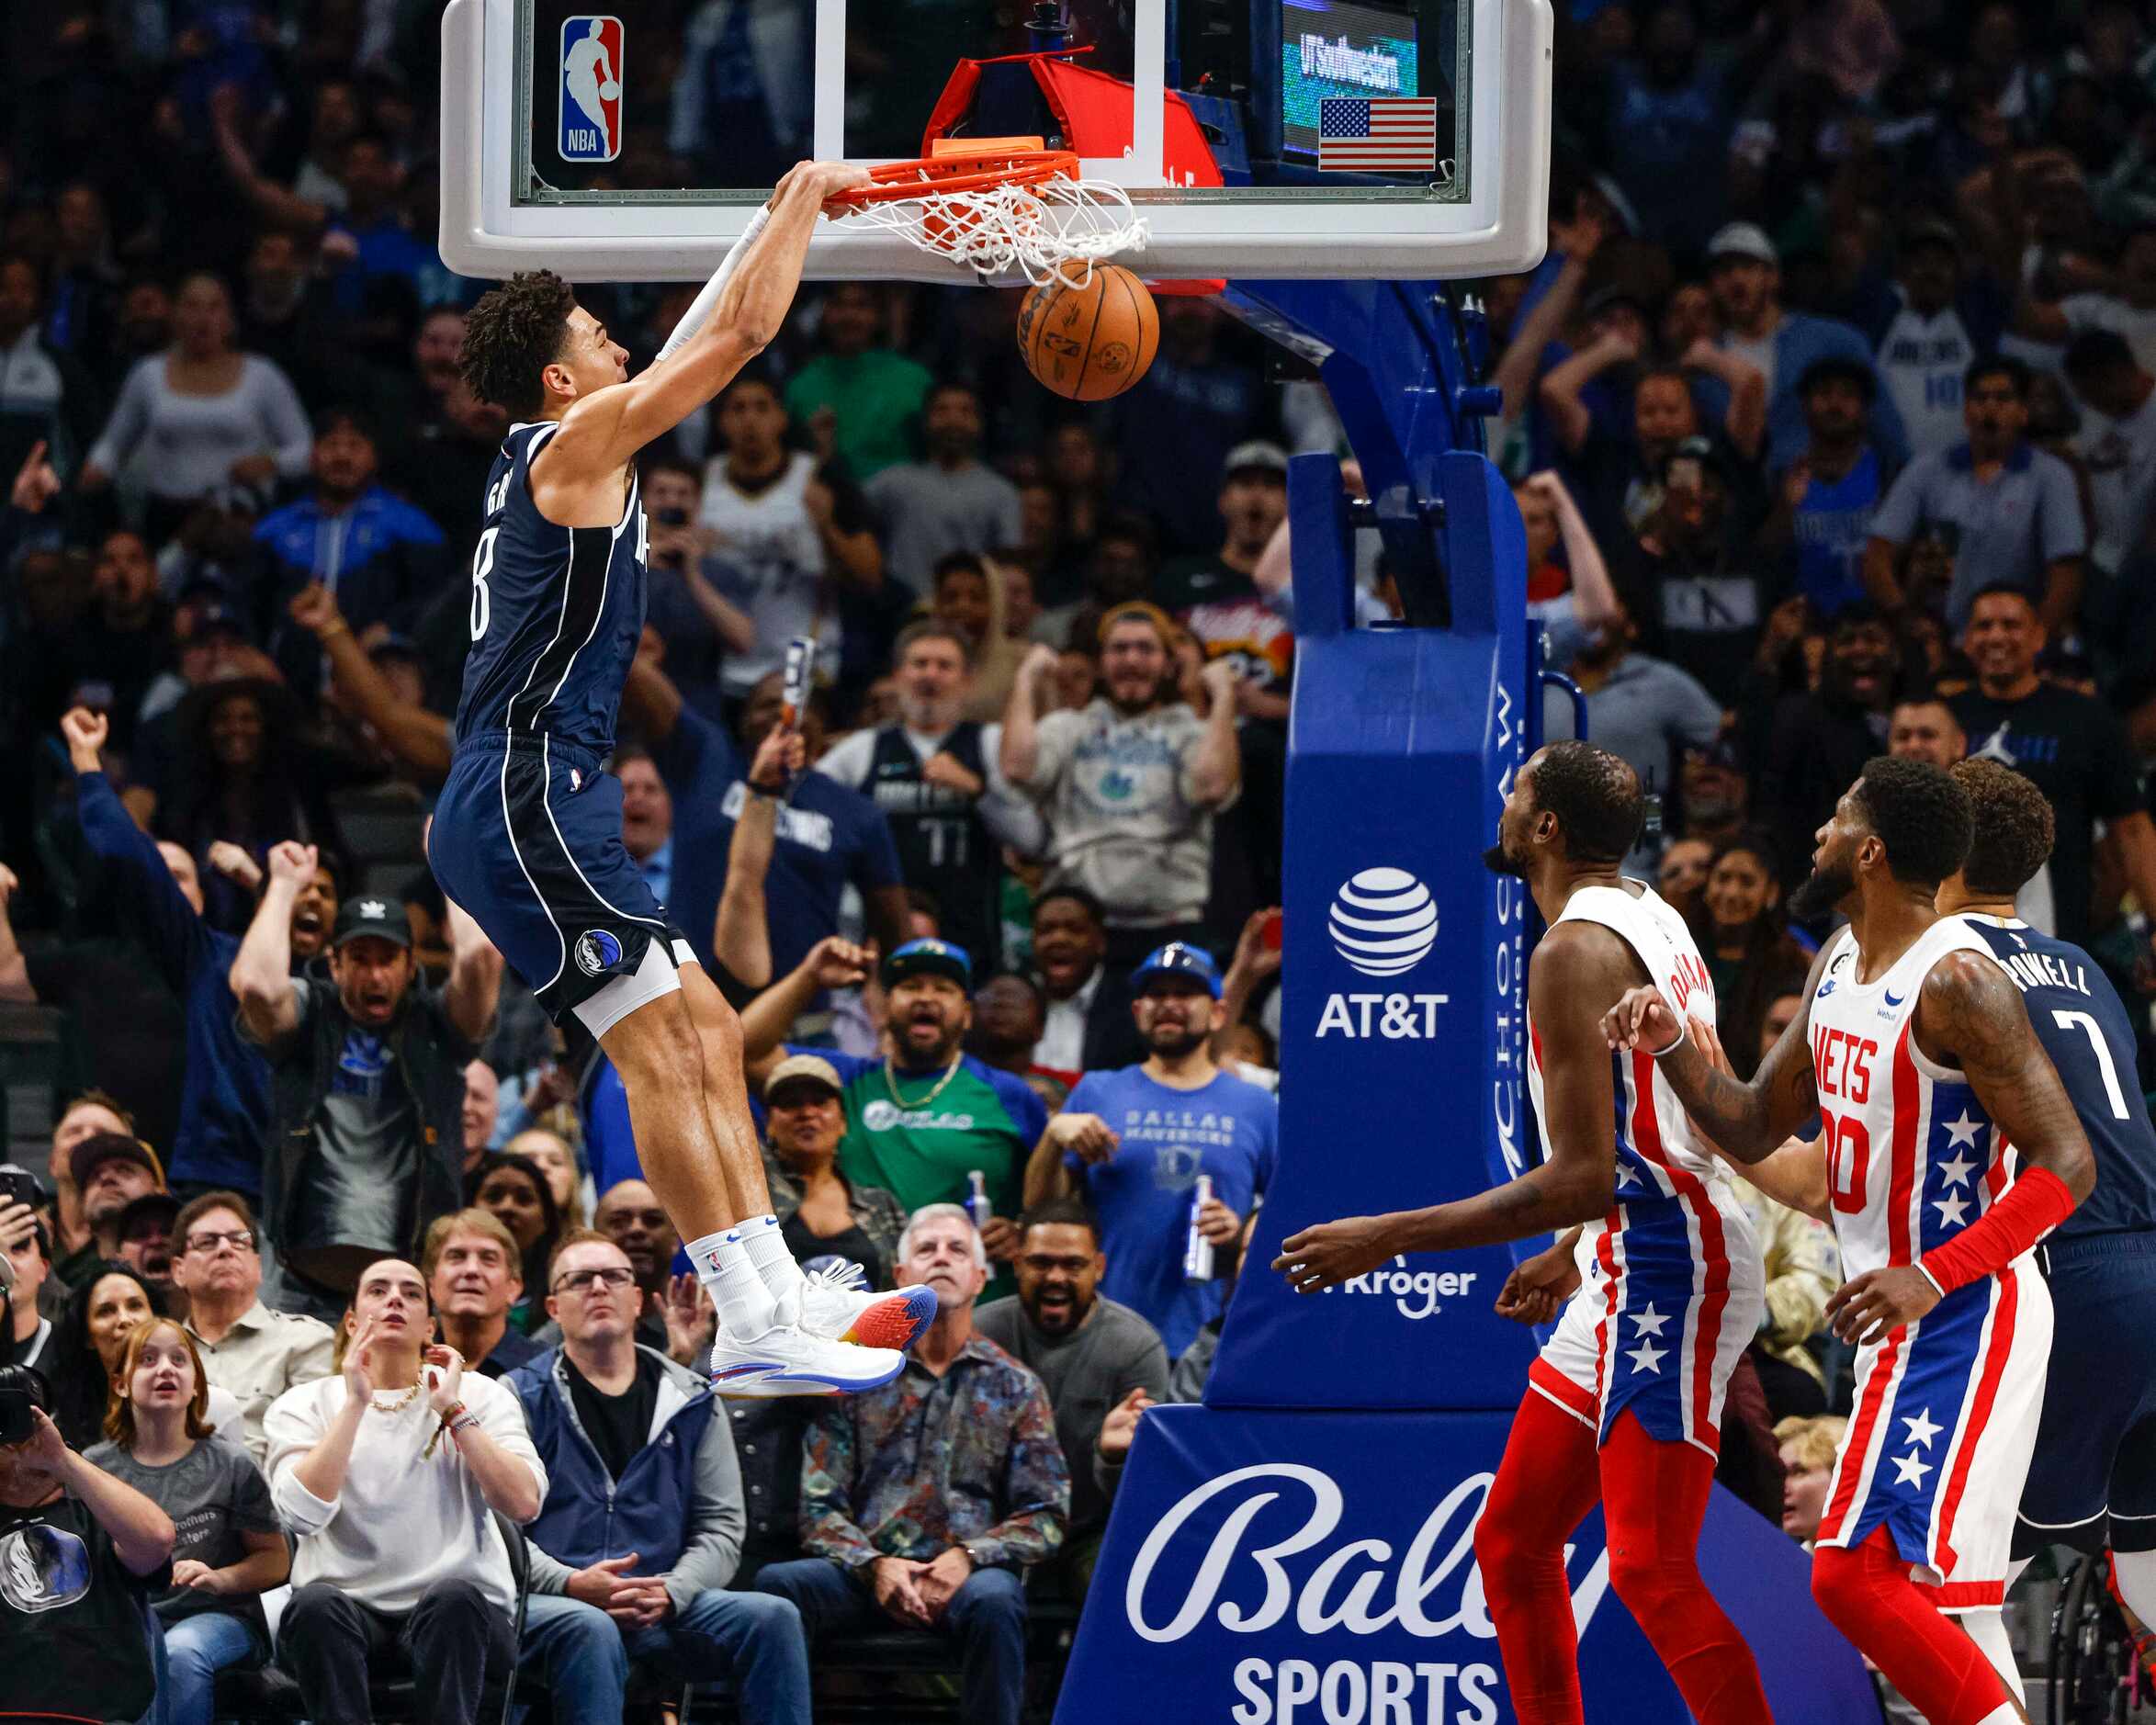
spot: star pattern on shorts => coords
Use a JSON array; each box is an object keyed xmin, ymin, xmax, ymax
[
  {"xmin": 1615, "ymin": 1161, "xmax": 1642, "ymax": 1190},
  {"xmin": 1942, "ymin": 1111, "xmax": 1983, "ymax": 1149},
  {"xmin": 1902, "ymin": 1408, "xmax": 1941, "ymax": 1449},
  {"xmin": 1891, "ymin": 1450, "xmax": 1935, "ymax": 1488},
  {"xmin": 1631, "ymin": 1302, "xmax": 1670, "ymax": 1338},
  {"xmin": 1626, "ymin": 1337, "xmax": 1667, "ymax": 1375},
  {"xmin": 1935, "ymin": 1153, "xmax": 1976, "ymax": 1191},
  {"xmin": 1933, "ymin": 1192, "xmax": 1972, "ymax": 1229}
]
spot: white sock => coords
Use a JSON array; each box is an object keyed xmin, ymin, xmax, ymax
[
  {"xmin": 2115, "ymin": 1548, "xmax": 2156, "ymax": 1628},
  {"xmin": 738, "ymin": 1212, "xmax": 806, "ymax": 1306},
  {"xmin": 1958, "ymin": 1608, "xmax": 2025, "ymax": 1708},
  {"xmin": 687, "ymin": 1229, "xmax": 778, "ymax": 1340}
]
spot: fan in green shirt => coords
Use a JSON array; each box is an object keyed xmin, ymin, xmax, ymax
[
  {"xmin": 785, "ymin": 285, "xmax": 934, "ymax": 480},
  {"xmin": 745, "ymin": 935, "xmax": 1048, "ymax": 1300}
]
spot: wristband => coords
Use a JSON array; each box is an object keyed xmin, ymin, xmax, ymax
[
  {"xmin": 1647, "ymin": 1016, "xmax": 1688, "ymax": 1059},
  {"xmin": 1917, "ymin": 1165, "xmax": 2076, "ymax": 1295}
]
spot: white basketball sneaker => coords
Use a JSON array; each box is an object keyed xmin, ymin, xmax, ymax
[
  {"xmin": 708, "ymin": 1325, "xmax": 906, "ymax": 1398},
  {"xmin": 796, "ymin": 1259, "xmax": 939, "ymax": 1351}
]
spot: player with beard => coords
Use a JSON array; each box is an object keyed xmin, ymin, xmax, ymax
[
  {"xmin": 740, "ymin": 937, "xmax": 1049, "ymax": 1301},
  {"xmin": 1022, "ymin": 944, "xmax": 1274, "ymax": 1358},
  {"xmin": 1607, "ymin": 757, "xmax": 2094, "ymax": 1725},
  {"xmin": 1278, "ymin": 740, "xmax": 1772, "ymax": 1725}
]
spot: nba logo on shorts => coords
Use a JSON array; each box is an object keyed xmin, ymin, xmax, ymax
[{"xmin": 559, "ymin": 17, "xmax": 624, "ymax": 164}]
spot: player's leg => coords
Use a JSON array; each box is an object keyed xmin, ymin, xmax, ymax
[
  {"xmin": 2107, "ymin": 1402, "xmax": 2156, "ymax": 1624},
  {"xmin": 1596, "ymin": 1409, "xmax": 1773, "ymax": 1723},
  {"xmin": 1811, "ymin": 1528, "xmax": 2021, "ymax": 1725},
  {"xmin": 1954, "ymin": 1611, "xmax": 2026, "ymax": 1710},
  {"xmin": 674, "ymin": 956, "xmax": 936, "ymax": 1350},
  {"xmin": 1472, "ymin": 1387, "xmax": 1604, "ymax": 1725}
]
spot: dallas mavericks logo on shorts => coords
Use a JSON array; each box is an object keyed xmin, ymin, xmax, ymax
[
  {"xmin": 559, "ymin": 17, "xmax": 624, "ymax": 163},
  {"xmin": 574, "ymin": 929, "xmax": 625, "ymax": 977}
]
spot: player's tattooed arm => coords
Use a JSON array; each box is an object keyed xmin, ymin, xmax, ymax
[
  {"xmin": 1918, "ymin": 951, "xmax": 2095, "ymax": 1201},
  {"xmin": 1604, "ymin": 939, "xmax": 1830, "ymax": 1160}
]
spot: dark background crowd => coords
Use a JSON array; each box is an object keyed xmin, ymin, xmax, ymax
[{"xmin": 2, "ymin": 0, "xmax": 2154, "ymax": 1719}]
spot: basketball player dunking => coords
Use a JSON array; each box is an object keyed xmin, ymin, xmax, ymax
[
  {"xmin": 1278, "ymin": 741, "xmax": 1774, "ymax": 1724},
  {"xmin": 1609, "ymin": 758, "xmax": 2095, "ymax": 1725},
  {"xmin": 428, "ymin": 161, "xmax": 937, "ymax": 1396}
]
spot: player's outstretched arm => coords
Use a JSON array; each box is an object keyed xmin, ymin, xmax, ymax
[
  {"xmin": 547, "ymin": 163, "xmax": 869, "ymax": 477},
  {"xmin": 1275, "ymin": 924, "xmax": 1629, "ymax": 1293},
  {"xmin": 1605, "ymin": 939, "xmax": 1831, "ymax": 1161}
]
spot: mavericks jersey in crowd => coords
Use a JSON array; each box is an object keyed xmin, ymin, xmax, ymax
[
  {"xmin": 455, "ymin": 421, "xmax": 648, "ymax": 752},
  {"xmin": 865, "ymin": 721, "xmax": 1003, "ymax": 966}
]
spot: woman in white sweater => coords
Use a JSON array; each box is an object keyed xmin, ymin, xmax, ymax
[
  {"xmin": 81, "ymin": 270, "xmax": 311, "ymax": 540},
  {"xmin": 263, "ymin": 1257, "xmax": 546, "ymax": 1725}
]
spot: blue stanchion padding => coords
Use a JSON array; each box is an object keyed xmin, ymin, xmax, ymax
[{"xmin": 1055, "ymin": 1404, "xmax": 1880, "ymax": 1725}]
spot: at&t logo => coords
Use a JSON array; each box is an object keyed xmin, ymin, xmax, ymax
[{"xmin": 1320, "ymin": 867, "xmax": 1446, "ymax": 1040}]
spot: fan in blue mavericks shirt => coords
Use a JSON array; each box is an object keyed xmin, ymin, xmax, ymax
[
  {"xmin": 1021, "ymin": 943, "xmax": 1275, "ymax": 1356},
  {"xmin": 1939, "ymin": 760, "xmax": 2156, "ymax": 1629}
]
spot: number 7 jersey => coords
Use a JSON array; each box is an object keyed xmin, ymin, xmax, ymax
[{"xmin": 1805, "ymin": 916, "xmax": 2053, "ymax": 1605}]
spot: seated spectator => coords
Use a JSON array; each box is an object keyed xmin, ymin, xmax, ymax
[
  {"xmin": 62, "ymin": 706, "xmax": 280, "ymax": 1201},
  {"xmin": 1029, "ymin": 886, "xmax": 1143, "ymax": 1083},
  {"xmin": 1758, "ymin": 605, "xmax": 1902, "ymax": 896},
  {"xmin": 1690, "ymin": 834, "xmax": 1813, "ymax": 1063},
  {"xmin": 785, "ymin": 282, "xmax": 932, "ymax": 480},
  {"xmin": 761, "ymin": 1056, "xmax": 906, "ymax": 1291},
  {"xmin": 638, "ymin": 457, "xmax": 755, "ymax": 724},
  {"xmin": 56, "ymin": 1132, "xmax": 167, "ymax": 1292},
  {"xmin": 256, "ymin": 407, "xmax": 448, "ymax": 693},
  {"xmin": 86, "ymin": 1317, "xmax": 288, "ymax": 1725},
  {"xmin": 928, "ymin": 554, "xmax": 1031, "ymax": 725},
  {"xmin": 265, "ymin": 1257, "xmax": 545, "ymax": 1725},
  {"xmin": 1022, "ymin": 944, "xmax": 1275, "ymax": 1358},
  {"xmin": 742, "ymin": 939, "xmax": 1048, "ymax": 1299},
  {"xmin": 231, "ymin": 844, "xmax": 502, "ymax": 1320},
  {"xmin": 505, "ymin": 1127, "xmax": 587, "ymax": 1227},
  {"xmin": 79, "ymin": 269, "xmax": 311, "ymax": 542},
  {"xmin": 1864, "ymin": 356, "xmax": 2087, "ymax": 634},
  {"xmin": 171, "ymin": 1191, "xmax": 335, "ymax": 1464},
  {"xmin": 461, "ymin": 1059, "xmax": 500, "ymax": 1177},
  {"xmin": 2, "ymin": 1205, "xmax": 55, "ymax": 1369},
  {"xmin": 116, "ymin": 1190, "xmax": 182, "ymax": 1315},
  {"xmin": 560, "ymin": 1179, "xmax": 683, "ymax": 1359},
  {"xmin": 509, "ymin": 1232, "xmax": 811, "ymax": 1725},
  {"xmin": 468, "ymin": 1150, "xmax": 563, "ymax": 1330},
  {"xmin": 1754, "ymin": 358, "xmax": 1893, "ymax": 618},
  {"xmin": 424, "ymin": 1208, "xmax": 545, "ymax": 1379},
  {"xmin": 1001, "ymin": 606, "xmax": 1242, "ymax": 964},
  {"xmin": 967, "ymin": 973, "xmax": 1051, "ymax": 1088},
  {"xmin": 49, "ymin": 1263, "xmax": 160, "ymax": 1449},
  {"xmin": 0, "ymin": 1363, "xmax": 175, "ymax": 1725},
  {"xmin": 866, "ymin": 381, "xmax": 1023, "ymax": 594},
  {"xmin": 1857, "ymin": 217, "xmax": 2006, "ymax": 466},
  {"xmin": 622, "ymin": 648, "xmax": 909, "ymax": 981},
  {"xmin": 1655, "ymin": 837, "xmax": 1716, "ymax": 920},
  {"xmin": 1738, "ymin": 1183, "xmax": 1840, "ymax": 1422},
  {"xmin": 1676, "ymin": 738, "xmax": 1751, "ymax": 851},
  {"xmin": 1774, "ymin": 1415, "xmax": 1847, "ymax": 1548},
  {"xmin": 755, "ymin": 1205, "xmax": 1067, "ymax": 1725},
  {"xmin": 1886, "ymin": 693, "xmax": 1966, "ymax": 768},
  {"xmin": 1156, "ymin": 442, "xmax": 1293, "ymax": 723},
  {"xmin": 974, "ymin": 1200, "xmax": 1168, "ymax": 1586},
  {"xmin": 816, "ymin": 620, "xmax": 1045, "ymax": 972}
]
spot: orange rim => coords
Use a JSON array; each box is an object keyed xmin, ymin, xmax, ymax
[{"xmin": 825, "ymin": 150, "xmax": 1081, "ymax": 206}]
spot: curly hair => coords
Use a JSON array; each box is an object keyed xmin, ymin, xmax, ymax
[
  {"xmin": 458, "ymin": 270, "xmax": 578, "ymax": 417},
  {"xmin": 1950, "ymin": 759, "xmax": 2055, "ymax": 897},
  {"xmin": 1530, "ymin": 740, "xmax": 1643, "ymax": 865},
  {"xmin": 1851, "ymin": 755, "xmax": 1972, "ymax": 888}
]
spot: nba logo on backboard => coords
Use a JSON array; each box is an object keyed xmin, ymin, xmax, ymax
[{"xmin": 559, "ymin": 17, "xmax": 624, "ymax": 163}]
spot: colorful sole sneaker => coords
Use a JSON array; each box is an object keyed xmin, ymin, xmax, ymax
[
  {"xmin": 797, "ymin": 1261, "xmax": 939, "ymax": 1352},
  {"xmin": 707, "ymin": 1327, "xmax": 905, "ymax": 1398}
]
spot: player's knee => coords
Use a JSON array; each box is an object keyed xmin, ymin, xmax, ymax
[
  {"xmin": 1473, "ymin": 1493, "xmax": 1544, "ymax": 1584},
  {"xmin": 611, "ymin": 995, "xmax": 705, "ymax": 1088},
  {"xmin": 1606, "ymin": 1543, "xmax": 1702, "ymax": 1620}
]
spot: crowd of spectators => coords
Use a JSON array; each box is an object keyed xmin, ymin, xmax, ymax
[{"xmin": 6, "ymin": 0, "xmax": 2156, "ymax": 1718}]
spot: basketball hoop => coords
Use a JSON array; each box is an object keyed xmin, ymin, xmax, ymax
[{"xmin": 823, "ymin": 147, "xmax": 1147, "ymax": 285}]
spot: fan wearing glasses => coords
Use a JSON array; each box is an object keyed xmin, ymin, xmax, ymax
[
  {"xmin": 170, "ymin": 1191, "xmax": 335, "ymax": 1465},
  {"xmin": 504, "ymin": 1233, "xmax": 811, "ymax": 1725}
]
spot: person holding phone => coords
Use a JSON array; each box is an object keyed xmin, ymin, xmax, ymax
[{"xmin": 0, "ymin": 1363, "xmax": 176, "ymax": 1725}]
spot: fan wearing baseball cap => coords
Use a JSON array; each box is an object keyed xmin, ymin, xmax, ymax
[
  {"xmin": 1019, "ymin": 941, "xmax": 1277, "ymax": 1357},
  {"xmin": 739, "ymin": 936, "xmax": 1049, "ymax": 1301}
]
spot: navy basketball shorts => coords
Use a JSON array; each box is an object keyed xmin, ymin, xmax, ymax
[
  {"xmin": 2015, "ymin": 1234, "xmax": 2156, "ymax": 1558},
  {"xmin": 429, "ymin": 730, "xmax": 692, "ymax": 1035}
]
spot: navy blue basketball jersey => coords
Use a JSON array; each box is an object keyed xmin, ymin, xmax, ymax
[
  {"xmin": 1961, "ymin": 914, "xmax": 2156, "ymax": 1239},
  {"xmin": 453, "ymin": 422, "xmax": 648, "ymax": 752}
]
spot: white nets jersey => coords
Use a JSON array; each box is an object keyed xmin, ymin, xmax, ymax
[
  {"xmin": 1804, "ymin": 919, "xmax": 2054, "ymax": 1606},
  {"xmin": 1524, "ymin": 883, "xmax": 1764, "ymax": 1457}
]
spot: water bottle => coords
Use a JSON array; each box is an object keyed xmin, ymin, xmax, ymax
[
  {"xmin": 1183, "ymin": 1174, "xmax": 1215, "ymax": 1282},
  {"xmin": 966, "ymin": 1169, "xmax": 993, "ymax": 1233}
]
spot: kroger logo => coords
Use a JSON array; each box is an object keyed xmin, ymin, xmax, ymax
[{"xmin": 1328, "ymin": 869, "xmax": 1438, "ymax": 977}]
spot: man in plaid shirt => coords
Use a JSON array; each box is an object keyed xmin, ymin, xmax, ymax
[{"xmin": 754, "ymin": 1202, "xmax": 1068, "ymax": 1725}]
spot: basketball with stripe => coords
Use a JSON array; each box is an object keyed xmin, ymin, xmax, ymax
[{"xmin": 1016, "ymin": 262, "xmax": 1158, "ymax": 401}]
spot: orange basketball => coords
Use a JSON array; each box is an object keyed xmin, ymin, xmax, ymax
[{"xmin": 1016, "ymin": 263, "xmax": 1158, "ymax": 401}]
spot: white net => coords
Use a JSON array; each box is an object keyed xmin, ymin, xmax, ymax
[{"xmin": 832, "ymin": 175, "xmax": 1148, "ymax": 285}]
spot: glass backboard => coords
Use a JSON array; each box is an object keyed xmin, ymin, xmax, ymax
[{"xmin": 440, "ymin": 0, "xmax": 1551, "ymax": 283}]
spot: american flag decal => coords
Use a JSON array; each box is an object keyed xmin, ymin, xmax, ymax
[{"xmin": 1318, "ymin": 96, "xmax": 1439, "ymax": 173}]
